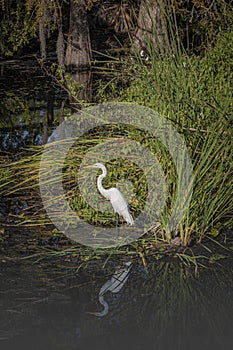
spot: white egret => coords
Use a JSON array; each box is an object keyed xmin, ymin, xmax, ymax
[
  {"xmin": 91, "ymin": 163, "xmax": 134, "ymax": 227},
  {"xmin": 88, "ymin": 261, "xmax": 132, "ymax": 317}
]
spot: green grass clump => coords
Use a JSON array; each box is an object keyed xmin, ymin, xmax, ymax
[
  {"xmin": 114, "ymin": 31, "xmax": 233, "ymax": 127},
  {"xmin": 94, "ymin": 30, "xmax": 233, "ymax": 245}
]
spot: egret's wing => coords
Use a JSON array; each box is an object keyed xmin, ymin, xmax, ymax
[
  {"xmin": 99, "ymin": 262, "xmax": 132, "ymax": 295},
  {"xmin": 109, "ymin": 189, "xmax": 134, "ymax": 225},
  {"xmin": 108, "ymin": 188, "xmax": 129, "ymax": 212}
]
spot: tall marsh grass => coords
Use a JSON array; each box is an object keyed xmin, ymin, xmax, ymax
[
  {"xmin": 0, "ymin": 16, "xmax": 232, "ymax": 249},
  {"xmin": 94, "ymin": 28, "xmax": 233, "ymax": 245}
]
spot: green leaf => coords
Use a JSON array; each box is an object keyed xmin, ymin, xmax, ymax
[
  {"xmin": 208, "ymin": 229, "xmax": 219, "ymax": 237},
  {"xmin": 210, "ymin": 254, "xmax": 226, "ymax": 262}
]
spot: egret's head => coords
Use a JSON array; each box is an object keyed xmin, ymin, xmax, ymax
[
  {"xmin": 92, "ymin": 162, "xmax": 105, "ymax": 169},
  {"xmin": 84, "ymin": 162, "xmax": 106, "ymax": 171}
]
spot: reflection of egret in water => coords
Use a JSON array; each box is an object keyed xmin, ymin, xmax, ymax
[{"xmin": 88, "ymin": 261, "xmax": 133, "ymax": 317}]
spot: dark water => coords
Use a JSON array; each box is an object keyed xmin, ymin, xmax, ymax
[
  {"xmin": 0, "ymin": 249, "xmax": 232, "ymax": 350},
  {"xmin": 0, "ymin": 60, "xmax": 68, "ymax": 150}
]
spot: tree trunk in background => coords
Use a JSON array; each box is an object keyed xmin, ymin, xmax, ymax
[
  {"xmin": 65, "ymin": 0, "xmax": 91, "ymax": 71},
  {"xmin": 72, "ymin": 70, "xmax": 92, "ymax": 103},
  {"xmin": 42, "ymin": 112, "xmax": 48, "ymax": 144},
  {"xmin": 133, "ymin": 0, "xmax": 168, "ymax": 55},
  {"xmin": 65, "ymin": 0, "xmax": 92, "ymax": 106}
]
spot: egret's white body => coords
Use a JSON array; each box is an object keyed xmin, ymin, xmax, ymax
[{"xmin": 93, "ymin": 163, "xmax": 134, "ymax": 226}]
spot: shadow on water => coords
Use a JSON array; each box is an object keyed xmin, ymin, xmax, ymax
[{"xmin": 0, "ymin": 244, "xmax": 232, "ymax": 350}]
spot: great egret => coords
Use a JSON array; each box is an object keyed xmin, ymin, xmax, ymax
[
  {"xmin": 88, "ymin": 261, "xmax": 132, "ymax": 317},
  {"xmin": 91, "ymin": 163, "xmax": 134, "ymax": 227}
]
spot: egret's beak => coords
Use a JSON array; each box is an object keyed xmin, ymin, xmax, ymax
[
  {"xmin": 83, "ymin": 165, "xmax": 94, "ymax": 169},
  {"xmin": 86, "ymin": 310, "xmax": 106, "ymax": 317},
  {"xmin": 86, "ymin": 311, "xmax": 101, "ymax": 316}
]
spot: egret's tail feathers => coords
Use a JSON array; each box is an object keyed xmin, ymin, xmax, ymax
[{"xmin": 124, "ymin": 212, "xmax": 134, "ymax": 226}]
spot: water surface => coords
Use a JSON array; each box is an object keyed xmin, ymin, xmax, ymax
[{"xmin": 0, "ymin": 248, "xmax": 232, "ymax": 350}]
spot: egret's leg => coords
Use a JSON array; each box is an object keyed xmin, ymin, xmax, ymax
[{"xmin": 116, "ymin": 213, "xmax": 120, "ymax": 236}]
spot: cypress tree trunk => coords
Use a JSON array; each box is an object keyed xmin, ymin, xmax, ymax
[
  {"xmin": 65, "ymin": 0, "xmax": 91, "ymax": 71},
  {"xmin": 133, "ymin": 0, "xmax": 168, "ymax": 54}
]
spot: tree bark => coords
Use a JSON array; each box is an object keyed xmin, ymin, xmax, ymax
[
  {"xmin": 65, "ymin": 0, "xmax": 91, "ymax": 71},
  {"xmin": 133, "ymin": 0, "xmax": 168, "ymax": 55}
]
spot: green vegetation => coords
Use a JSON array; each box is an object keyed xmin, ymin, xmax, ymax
[
  {"xmin": 0, "ymin": 2, "xmax": 232, "ymax": 265},
  {"xmin": 91, "ymin": 30, "xmax": 233, "ymax": 246}
]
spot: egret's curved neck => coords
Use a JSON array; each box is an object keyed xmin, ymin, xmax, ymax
[
  {"xmin": 97, "ymin": 166, "xmax": 109, "ymax": 199},
  {"xmin": 97, "ymin": 295, "xmax": 109, "ymax": 317}
]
